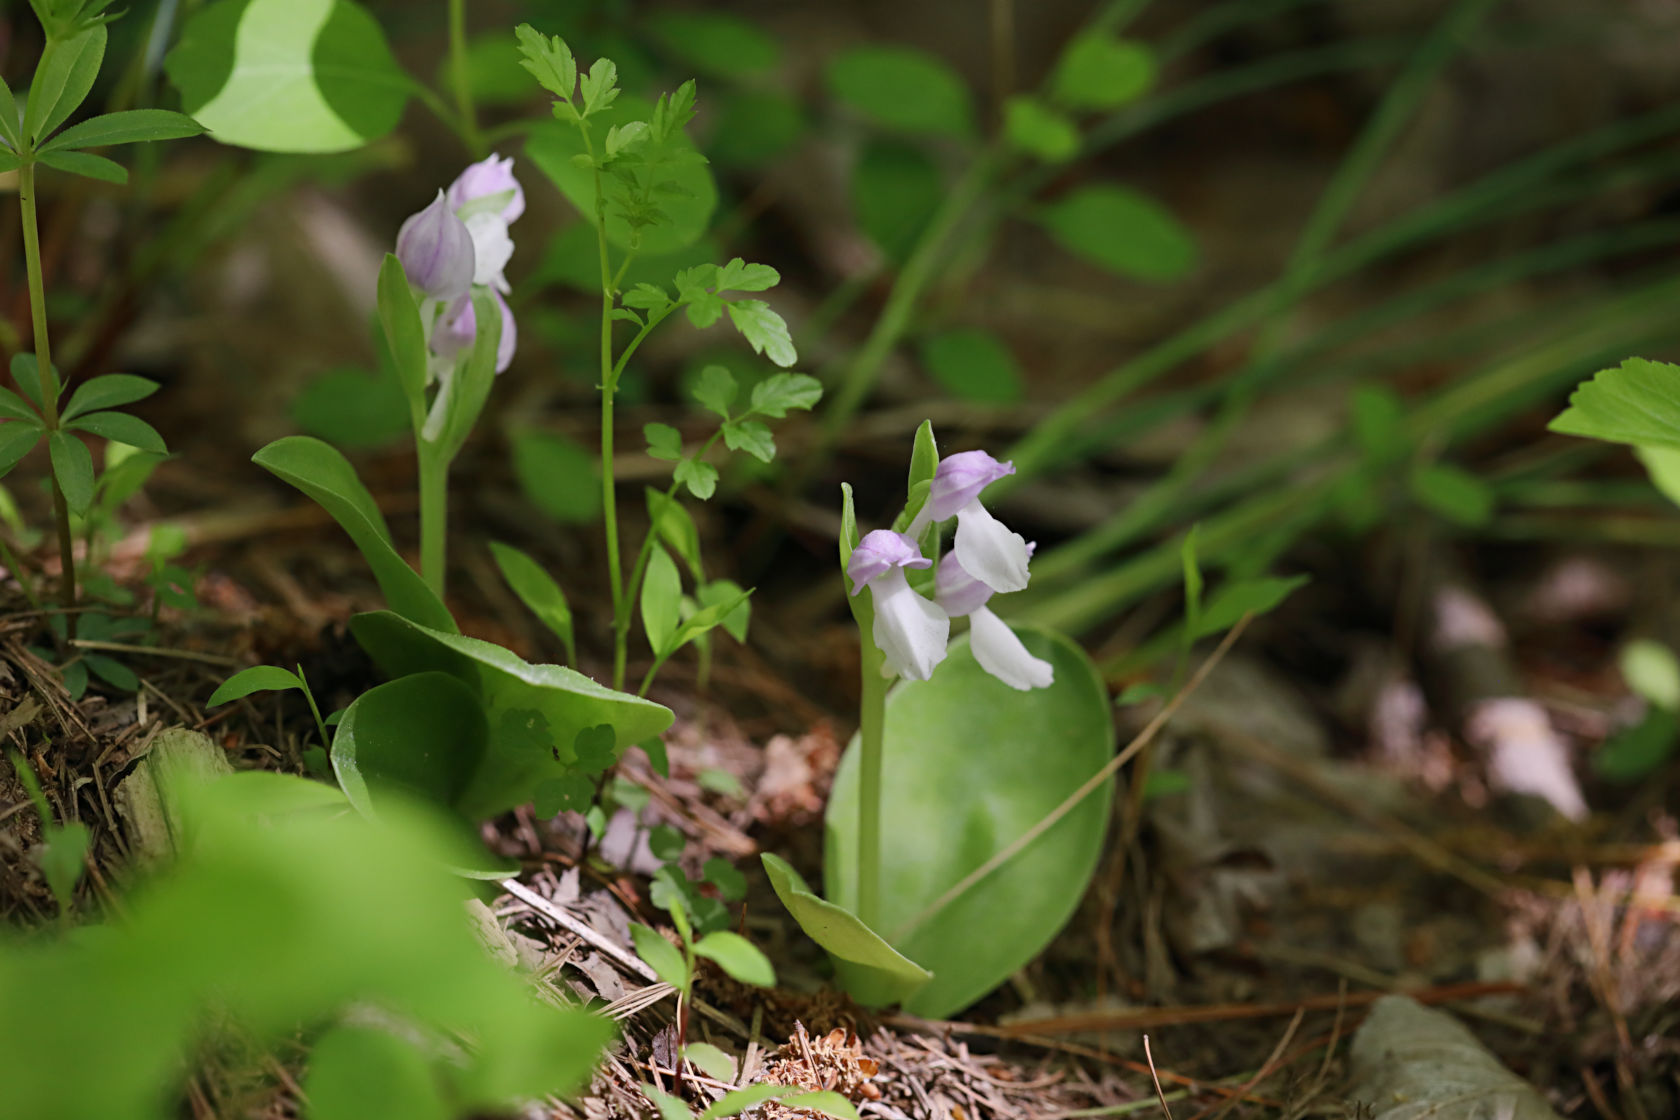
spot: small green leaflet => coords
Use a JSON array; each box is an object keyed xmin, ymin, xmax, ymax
[
  {"xmin": 725, "ymin": 301, "xmax": 796, "ymax": 368},
  {"xmin": 514, "ymin": 24, "xmax": 577, "ymax": 103},
  {"xmin": 1550, "ymin": 358, "xmax": 1680, "ymax": 450}
]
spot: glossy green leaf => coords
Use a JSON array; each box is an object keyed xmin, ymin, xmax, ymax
[
  {"xmin": 48, "ymin": 431, "xmax": 94, "ymax": 514},
  {"xmin": 919, "ymin": 329, "xmax": 1024, "ymax": 404},
  {"xmin": 0, "ymin": 424, "xmax": 42, "ymax": 479},
  {"xmin": 489, "ymin": 542, "xmax": 575, "ymax": 663},
  {"xmin": 304, "ymin": 1024, "xmax": 448, "ymax": 1120},
  {"xmin": 1036, "ymin": 185, "xmax": 1196, "ymax": 282},
  {"xmin": 65, "ymin": 410, "xmax": 167, "ymax": 453},
  {"xmin": 206, "ymin": 664, "xmax": 303, "ymax": 707},
  {"xmin": 347, "ymin": 610, "xmax": 673, "ymax": 819},
  {"xmin": 674, "ymin": 458, "xmax": 718, "ymax": 500},
  {"xmin": 23, "ymin": 24, "xmax": 106, "ymax": 146},
  {"xmin": 525, "ymin": 103, "xmax": 716, "ymax": 254},
  {"xmin": 165, "ymin": 0, "xmax": 408, "ymax": 153},
  {"xmin": 39, "ymin": 109, "xmax": 206, "ymax": 153},
  {"xmin": 1051, "ymin": 33, "xmax": 1155, "ymax": 110},
  {"xmin": 1550, "ymin": 358, "xmax": 1680, "ymax": 450},
  {"xmin": 642, "ymin": 545, "xmax": 682, "ymax": 656},
  {"xmin": 824, "ymin": 626, "xmax": 1114, "ymax": 1017},
  {"xmin": 61, "ymin": 373, "xmax": 158, "ymax": 421},
  {"xmin": 1003, "ymin": 95, "xmax": 1078, "ymax": 162},
  {"xmin": 253, "ymin": 436, "xmax": 455, "ymax": 633},
  {"xmin": 511, "ymin": 428, "xmax": 600, "ymax": 524},
  {"xmin": 630, "ymin": 923, "xmax": 689, "ymax": 989},
  {"xmin": 761, "ymin": 852, "xmax": 930, "ymax": 1007},
  {"xmin": 692, "ymin": 931, "xmax": 775, "ymax": 987},
  {"xmin": 826, "ymin": 45, "xmax": 973, "ymax": 138},
  {"xmin": 377, "ymin": 253, "xmax": 428, "ymax": 412},
  {"xmin": 37, "ymin": 149, "xmax": 126, "ymax": 184},
  {"xmin": 852, "ymin": 139, "xmax": 941, "ymax": 264}
]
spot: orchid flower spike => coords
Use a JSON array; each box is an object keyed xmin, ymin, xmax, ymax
[
  {"xmin": 908, "ymin": 450, "xmax": 1031, "ymax": 594},
  {"xmin": 395, "ymin": 190, "xmax": 474, "ymax": 300},
  {"xmin": 848, "ymin": 530, "xmax": 950, "ymax": 682},
  {"xmin": 935, "ymin": 550, "xmax": 1053, "ymax": 690}
]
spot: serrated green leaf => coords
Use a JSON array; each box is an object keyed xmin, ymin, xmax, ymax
[
  {"xmin": 579, "ymin": 58, "xmax": 619, "ymax": 117},
  {"xmin": 38, "ymin": 108, "xmax": 205, "ymax": 153},
  {"xmin": 642, "ymin": 545, "xmax": 682, "ymax": 656},
  {"xmin": 715, "ymin": 258, "xmax": 779, "ymax": 293},
  {"xmin": 37, "ymin": 149, "xmax": 126, "ymax": 184},
  {"xmin": 629, "ymin": 923, "xmax": 689, "ymax": 989},
  {"xmin": 747, "ymin": 373, "xmax": 821, "ymax": 418},
  {"xmin": 645, "ymin": 422, "xmax": 683, "ymax": 461},
  {"xmin": 515, "ymin": 24, "xmax": 577, "ymax": 102},
  {"xmin": 693, "ymin": 365, "xmax": 737, "ymax": 418},
  {"xmin": 725, "ymin": 301, "xmax": 796, "ymax": 368},
  {"xmin": 721, "ymin": 419, "xmax": 774, "ymax": 463},
  {"xmin": 622, "ymin": 283, "xmax": 671, "ymax": 311},
  {"xmin": 1550, "ymin": 358, "xmax": 1680, "ymax": 450},
  {"xmin": 207, "ymin": 665, "xmax": 304, "ymax": 707},
  {"xmin": 61, "ymin": 373, "xmax": 158, "ymax": 421},
  {"xmin": 605, "ymin": 120, "xmax": 647, "ymax": 158},
  {"xmin": 66, "ymin": 410, "xmax": 167, "ymax": 454},
  {"xmin": 674, "ymin": 458, "xmax": 717, "ymax": 500}
]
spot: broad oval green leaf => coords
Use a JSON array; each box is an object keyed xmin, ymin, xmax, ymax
[
  {"xmin": 165, "ymin": 0, "xmax": 409, "ymax": 153},
  {"xmin": 290, "ymin": 365, "xmax": 411, "ymax": 449},
  {"xmin": 641, "ymin": 545, "xmax": 682, "ymax": 657},
  {"xmin": 1551, "ymin": 357, "xmax": 1680, "ymax": 450},
  {"xmin": 1035, "ymin": 184, "xmax": 1196, "ymax": 282},
  {"xmin": 525, "ymin": 100, "xmax": 717, "ymax": 254},
  {"xmin": 647, "ymin": 11, "xmax": 779, "ymax": 78},
  {"xmin": 824, "ymin": 625, "xmax": 1114, "ymax": 1017},
  {"xmin": 303, "ymin": 1024, "xmax": 448, "ymax": 1120},
  {"xmin": 347, "ymin": 610, "xmax": 673, "ymax": 819},
  {"xmin": 918, "ymin": 328, "xmax": 1024, "ymax": 404},
  {"xmin": 1051, "ymin": 33, "xmax": 1156, "ymax": 110},
  {"xmin": 761, "ymin": 852, "xmax": 931, "ymax": 1008},
  {"xmin": 207, "ymin": 664, "xmax": 303, "ymax": 707},
  {"xmin": 826, "ymin": 45, "xmax": 973, "ymax": 138},
  {"xmin": 852, "ymin": 139, "xmax": 942, "ymax": 265},
  {"xmin": 629, "ymin": 923, "xmax": 689, "ymax": 989},
  {"xmin": 692, "ymin": 930, "xmax": 775, "ymax": 987},
  {"xmin": 252, "ymin": 436, "xmax": 455, "ymax": 633}
]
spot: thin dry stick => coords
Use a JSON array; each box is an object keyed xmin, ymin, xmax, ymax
[
  {"xmin": 1199, "ymin": 1007, "xmax": 1304, "ymax": 1120},
  {"xmin": 890, "ymin": 616, "xmax": 1253, "ymax": 943},
  {"xmin": 1142, "ymin": 1036, "xmax": 1175, "ymax": 1120},
  {"xmin": 500, "ymin": 878, "xmax": 660, "ymax": 983}
]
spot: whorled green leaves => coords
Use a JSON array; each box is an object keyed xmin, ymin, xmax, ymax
[
  {"xmin": 165, "ymin": 0, "xmax": 408, "ymax": 153},
  {"xmin": 824, "ymin": 626, "xmax": 1115, "ymax": 1017}
]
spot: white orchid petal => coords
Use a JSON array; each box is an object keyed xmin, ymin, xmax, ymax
[
  {"xmin": 954, "ymin": 500, "xmax": 1030, "ymax": 593},
  {"xmin": 464, "ymin": 212, "xmax": 514, "ymax": 288},
  {"xmin": 969, "ymin": 607, "xmax": 1053, "ymax": 690},
  {"xmin": 869, "ymin": 569, "xmax": 950, "ymax": 682}
]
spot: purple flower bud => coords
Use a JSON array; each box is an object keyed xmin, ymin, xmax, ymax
[
  {"xmin": 847, "ymin": 530, "xmax": 931, "ymax": 596},
  {"xmin": 396, "ymin": 190, "xmax": 474, "ymax": 299},
  {"xmin": 447, "ymin": 153, "xmax": 525, "ymax": 223},
  {"xmin": 432, "ymin": 288, "xmax": 517, "ymax": 373},
  {"xmin": 926, "ymin": 450, "xmax": 1015, "ymax": 523}
]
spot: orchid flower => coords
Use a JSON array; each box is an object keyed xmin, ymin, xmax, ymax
[
  {"xmin": 394, "ymin": 191, "xmax": 473, "ymax": 300},
  {"xmin": 907, "ymin": 450, "xmax": 1031, "ymax": 594},
  {"xmin": 847, "ymin": 530, "xmax": 949, "ymax": 682},
  {"xmin": 935, "ymin": 550, "xmax": 1052, "ymax": 690}
]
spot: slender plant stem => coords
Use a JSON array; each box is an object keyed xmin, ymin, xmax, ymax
[
  {"xmin": 17, "ymin": 164, "xmax": 78, "ymax": 636},
  {"xmin": 418, "ymin": 450, "xmax": 449, "ymax": 598},
  {"xmin": 856, "ymin": 635, "xmax": 887, "ymax": 928},
  {"xmin": 296, "ymin": 668, "xmax": 332, "ymax": 750},
  {"xmin": 446, "ymin": 0, "xmax": 483, "ymax": 155}
]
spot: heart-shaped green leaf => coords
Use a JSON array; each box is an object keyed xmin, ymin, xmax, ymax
[
  {"xmin": 329, "ymin": 671, "xmax": 515, "ymax": 879},
  {"xmin": 253, "ymin": 436, "xmax": 455, "ymax": 633},
  {"xmin": 760, "ymin": 852, "xmax": 930, "ymax": 1008},
  {"xmin": 165, "ymin": 0, "xmax": 408, "ymax": 153},
  {"xmin": 824, "ymin": 625, "xmax": 1114, "ymax": 1018},
  {"xmin": 348, "ymin": 611, "xmax": 673, "ymax": 819}
]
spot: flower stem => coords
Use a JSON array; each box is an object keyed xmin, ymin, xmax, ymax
[
  {"xmin": 445, "ymin": 0, "xmax": 483, "ymax": 156},
  {"xmin": 418, "ymin": 449, "xmax": 448, "ymax": 599},
  {"xmin": 581, "ymin": 129, "xmax": 627, "ymax": 689},
  {"xmin": 17, "ymin": 163, "xmax": 77, "ymax": 637},
  {"xmin": 856, "ymin": 635, "xmax": 887, "ymax": 928}
]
